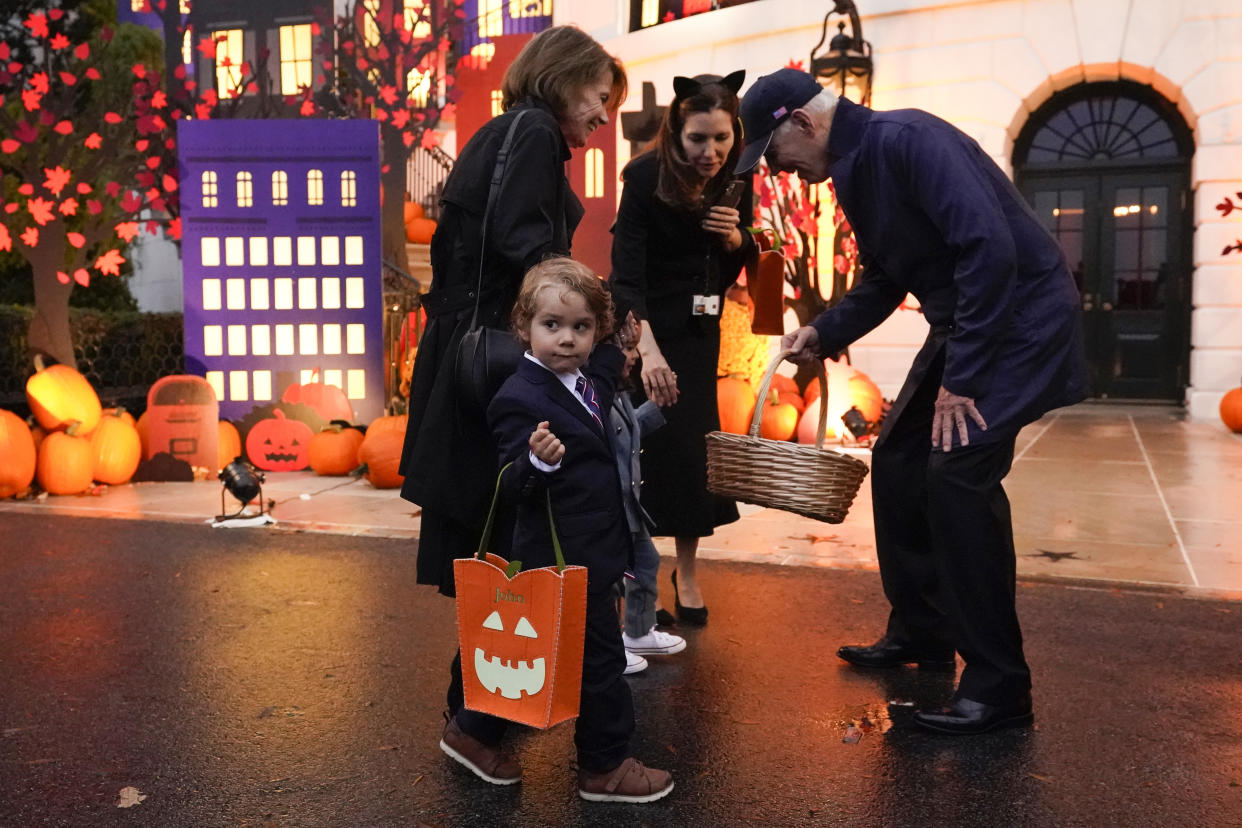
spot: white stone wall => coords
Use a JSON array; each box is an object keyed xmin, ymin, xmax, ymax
[{"xmin": 557, "ymin": 0, "xmax": 1242, "ymax": 419}]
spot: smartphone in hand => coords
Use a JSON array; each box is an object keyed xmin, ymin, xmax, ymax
[{"xmin": 715, "ymin": 179, "xmax": 746, "ymax": 210}]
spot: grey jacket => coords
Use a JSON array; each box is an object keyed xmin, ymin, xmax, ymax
[{"xmin": 609, "ymin": 392, "xmax": 665, "ymax": 535}]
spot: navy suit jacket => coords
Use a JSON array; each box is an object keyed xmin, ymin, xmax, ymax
[
  {"xmin": 486, "ymin": 345, "xmax": 629, "ymax": 594},
  {"xmin": 812, "ymin": 97, "xmax": 1088, "ymax": 443}
]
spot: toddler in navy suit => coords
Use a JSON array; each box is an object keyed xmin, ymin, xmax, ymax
[{"xmin": 439, "ymin": 257, "xmax": 674, "ymax": 804}]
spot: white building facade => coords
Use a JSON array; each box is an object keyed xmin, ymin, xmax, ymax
[{"xmin": 559, "ymin": 0, "xmax": 1242, "ymax": 421}]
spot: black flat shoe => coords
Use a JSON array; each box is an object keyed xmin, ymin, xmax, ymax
[
  {"xmin": 913, "ymin": 694, "xmax": 1034, "ymax": 735},
  {"xmin": 671, "ymin": 570, "xmax": 707, "ymax": 626},
  {"xmin": 836, "ymin": 636, "xmax": 956, "ymax": 670}
]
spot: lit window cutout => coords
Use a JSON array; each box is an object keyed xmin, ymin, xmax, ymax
[
  {"xmin": 404, "ymin": 0, "xmax": 431, "ymax": 37},
  {"xmin": 252, "ymin": 370, "xmax": 272, "ymax": 401},
  {"xmin": 584, "ymin": 148, "xmax": 604, "ymax": 199},
  {"xmin": 297, "ymin": 236, "xmax": 316, "ymax": 266},
  {"xmin": 251, "ymin": 324, "xmax": 271, "ymax": 356},
  {"xmin": 202, "ymin": 279, "xmax": 222, "ymax": 311},
  {"xmin": 322, "ymin": 324, "xmax": 342, "ymax": 355},
  {"xmin": 345, "ymin": 277, "xmax": 365, "ymax": 308},
  {"xmin": 321, "ymin": 236, "xmax": 340, "ymax": 266},
  {"xmin": 346, "ymin": 323, "xmax": 366, "ymax": 354},
  {"xmin": 274, "ymin": 278, "xmax": 294, "ymax": 310},
  {"xmin": 478, "ymin": 0, "xmax": 502, "ymax": 37},
  {"xmin": 181, "ymin": 28, "xmax": 192, "ymax": 66},
  {"xmin": 490, "ymin": 89, "xmax": 503, "ymax": 117},
  {"xmin": 321, "ymin": 277, "xmax": 341, "ymax": 309},
  {"xmin": 362, "ymin": 0, "xmax": 381, "ymax": 47},
  {"xmin": 640, "ymin": 0, "xmax": 659, "ymax": 28},
  {"xmin": 201, "ymin": 171, "xmax": 218, "ymax": 208},
  {"xmin": 205, "ymin": 371, "xmax": 225, "ymax": 402},
  {"xmin": 307, "ymin": 169, "xmax": 324, "ymax": 206},
  {"xmin": 225, "ymin": 278, "xmax": 246, "ymax": 309},
  {"xmin": 344, "ymin": 236, "xmax": 364, "ymax": 265},
  {"xmin": 297, "ymin": 277, "xmax": 317, "ymax": 309},
  {"xmin": 272, "ymin": 170, "xmax": 288, "ymax": 206},
  {"xmin": 275, "ymin": 324, "xmax": 295, "ymax": 355},
  {"xmin": 201, "ymin": 236, "xmax": 220, "ymax": 267},
  {"xmin": 229, "ymin": 370, "xmax": 249, "ymax": 402},
  {"xmin": 341, "ymin": 170, "xmax": 357, "ymax": 207},
  {"xmin": 508, "ymin": 0, "xmax": 549, "ymax": 16},
  {"xmin": 323, "ymin": 369, "xmax": 344, "ymax": 390},
  {"xmin": 272, "ymin": 236, "xmax": 293, "ymax": 266},
  {"xmin": 225, "ymin": 236, "xmax": 245, "ymax": 266},
  {"xmin": 299, "ymin": 324, "xmax": 318, "ymax": 355},
  {"xmin": 279, "ymin": 23, "xmax": 313, "ymax": 96},
  {"xmin": 406, "ymin": 69, "xmax": 430, "ymax": 109},
  {"xmin": 236, "ymin": 171, "xmax": 253, "ymax": 207},
  {"xmin": 250, "ymin": 278, "xmax": 270, "ymax": 310},
  {"xmin": 300, "ymin": 368, "xmax": 316, "ymax": 385},
  {"xmin": 213, "ymin": 29, "xmax": 244, "ymax": 97},
  {"xmin": 203, "ymin": 325, "xmax": 223, "ymax": 356},
  {"xmin": 346, "ymin": 369, "xmax": 366, "ymax": 400},
  {"xmin": 249, "ymin": 236, "xmax": 268, "ymax": 266},
  {"xmin": 227, "ymin": 324, "xmax": 247, "ymax": 356}
]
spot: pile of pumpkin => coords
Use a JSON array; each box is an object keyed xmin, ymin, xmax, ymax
[
  {"xmin": 304, "ymin": 413, "xmax": 408, "ymax": 489},
  {"xmin": 717, "ymin": 358, "xmax": 884, "ymax": 443},
  {"xmin": 403, "ymin": 197, "xmax": 437, "ymax": 244}
]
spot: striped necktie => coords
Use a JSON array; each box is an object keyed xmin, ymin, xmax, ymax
[{"xmin": 574, "ymin": 376, "xmax": 602, "ymax": 428}]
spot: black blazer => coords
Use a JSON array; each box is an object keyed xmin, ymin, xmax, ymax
[{"xmin": 486, "ymin": 346, "xmax": 629, "ymax": 594}]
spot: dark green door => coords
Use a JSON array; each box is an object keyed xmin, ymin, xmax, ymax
[{"xmin": 1023, "ymin": 171, "xmax": 1189, "ymax": 399}]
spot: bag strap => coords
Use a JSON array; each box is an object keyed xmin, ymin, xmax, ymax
[
  {"xmin": 476, "ymin": 461, "xmax": 567, "ymax": 576},
  {"xmin": 469, "ymin": 108, "xmax": 531, "ymax": 331}
]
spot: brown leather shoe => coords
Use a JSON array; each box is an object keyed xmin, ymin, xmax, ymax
[
  {"xmin": 439, "ymin": 716, "xmax": 521, "ymax": 785},
  {"xmin": 578, "ymin": 757, "xmax": 674, "ymax": 803}
]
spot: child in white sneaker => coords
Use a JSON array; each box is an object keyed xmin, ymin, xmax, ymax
[{"xmin": 612, "ymin": 323, "xmax": 687, "ymax": 663}]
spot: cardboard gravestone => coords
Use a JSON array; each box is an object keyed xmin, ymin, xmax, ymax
[{"xmin": 138, "ymin": 375, "xmax": 219, "ymax": 479}]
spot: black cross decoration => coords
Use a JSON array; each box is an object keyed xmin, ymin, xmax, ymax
[{"xmin": 621, "ymin": 81, "xmax": 666, "ymax": 156}]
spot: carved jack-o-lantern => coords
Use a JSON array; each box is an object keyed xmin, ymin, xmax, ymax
[
  {"xmin": 454, "ymin": 552, "xmax": 588, "ymax": 729},
  {"xmin": 244, "ymin": 409, "xmax": 313, "ymax": 471}
]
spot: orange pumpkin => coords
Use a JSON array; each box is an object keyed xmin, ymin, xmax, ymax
[
  {"xmin": 281, "ymin": 374, "xmax": 353, "ymax": 423},
  {"xmin": 848, "ymin": 373, "xmax": 884, "ymax": 424},
  {"xmin": 717, "ymin": 375, "xmax": 756, "ymax": 435},
  {"xmin": 405, "ymin": 216, "xmax": 437, "ymax": 244},
  {"xmin": 778, "ymin": 390, "xmax": 806, "ymax": 415},
  {"xmin": 26, "ymin": 358, "xmax": 101, "ymax": 434},
  {"xmin": 367, "ymin": 413, "xmax": 408, "ymax": 437},
  {"xmin": 135, "ymin": 410, "xmax": 150, "ymax": 458},
  {"xmin": 101, "ymin": 407, "xmax": 136, "ymax": 428},
  {"xmin": 90, "ymin": 410, "xmax": 141, "ymax": 485},
  {"xmin": 1221, "ymin": 387, "xmax": 1242, "ymax": 432},
  {"xmin": 403, "ymin": 199, "xmax": 424, "ymax": 224},
  {"xmin": 27, "ymin": 416, "xmax": 47, "ymax": 453},
  {"xmin": 245, "ymin": 409, "xmax": 314, "ymax": 471},
  {"xmin": 37, "ymin": 424, "xmax": 93, "ymax": 495},
  {"xmin": 217, "ymin": 419, "xmax": 242, "ymax": 470},
  {"xmin": 769, "ymin": 373, "xmax": 799, "ymax": 395},
  {"xmin": 0, "ymin": 409, "xmax": 37, "ymax": 498},
  {"xmin": 759, "ymin": 392, "xmax": 799, "ymax": 441},
  {"xmin": 309, "ymin": 423, "xmax": 365, "ymax": 476},
  {"xmin": 357, "ymin": 426, "xmax": 406, "ymax": 488}
]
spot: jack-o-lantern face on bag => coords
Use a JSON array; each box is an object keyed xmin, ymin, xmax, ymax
[
  {"xmin": 474, "ymin": 609, "xmax": 545, "ymax": 699},
  {"xmin": 453, "ymin": 553, "xmax": 588, "ymax": 730}
]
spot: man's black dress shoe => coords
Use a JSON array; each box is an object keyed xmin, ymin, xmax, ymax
[
  {"xmin": 913, "ymin": 694, "xmax": 1034, "ymax": 735},
  {"xmin": 836, "ymin": 637, "xmax": 956, "ymax": 670}
]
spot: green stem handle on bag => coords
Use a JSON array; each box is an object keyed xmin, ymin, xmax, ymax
[{"xmin": 476, "ymin": 461, "xmax": 567, "ymax": 576}]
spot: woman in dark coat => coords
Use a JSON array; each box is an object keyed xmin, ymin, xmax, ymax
[
  {"xmin": 398, "ymin": 26, "xmax": 627, "ymax": 599},
  {"xmin": 609, "ymin": 72, "xmax": 753, "ymax": 625}
]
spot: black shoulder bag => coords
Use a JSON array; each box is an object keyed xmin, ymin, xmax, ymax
[{"xmin": 453, "ymin": 109, "xmax": 530, "ymax": 413}]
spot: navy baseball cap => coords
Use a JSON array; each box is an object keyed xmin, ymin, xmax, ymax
[{"xmin": 737, "ymin": 68, "xmax": 824, "ymax": 172}]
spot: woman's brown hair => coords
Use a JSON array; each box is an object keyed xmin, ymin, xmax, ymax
[
  {"xmin": 511, "ymin": 257, "xmax": 615, "ymax": 343},
  {"xmin": 652, "ymin": 71, "xmax": 744, "ymax": 210},
  {"xmin": 501, "ymin": 26, "xmax": 627, "ymax": 119}
]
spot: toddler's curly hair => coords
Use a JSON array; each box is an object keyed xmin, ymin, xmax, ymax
[{"xmin": 511, "ymin": 257, "xmax": 615, "ymax": 343}]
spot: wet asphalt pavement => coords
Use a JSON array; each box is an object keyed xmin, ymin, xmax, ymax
[{"xmin": 1, "ymin": 512, "xmax": 1240, "ymax": 827}]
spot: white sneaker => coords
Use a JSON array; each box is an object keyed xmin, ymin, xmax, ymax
[
  {"xmin": 624, "ymin": 651, "xmax": 648, "ymax": 675},
  {"xmin": 623, "ymin": 629, "xmax": 687, "ymax": 656}
]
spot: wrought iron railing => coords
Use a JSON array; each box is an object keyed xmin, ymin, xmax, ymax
[{"xmin": 406, "ymin": 143, "xmax": 454, "ymax": 220}]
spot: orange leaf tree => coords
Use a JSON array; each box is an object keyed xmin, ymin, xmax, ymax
[{"xmin": 0, "ymin": 7, "xmax": 168, "ymax": 367}]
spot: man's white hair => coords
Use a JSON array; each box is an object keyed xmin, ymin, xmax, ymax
[{"xmin": 772, "ymin": 88, "xmax": 837, "ymax": 141}]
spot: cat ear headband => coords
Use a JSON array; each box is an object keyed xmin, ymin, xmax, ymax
[{"xmin": 671, "ymin": 69, "xmax": 746, "ymax": 101}]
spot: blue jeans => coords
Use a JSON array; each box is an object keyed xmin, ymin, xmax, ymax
[{"xmin": 623, "ymin": 532, "xmax": 659, "ymax": 638}]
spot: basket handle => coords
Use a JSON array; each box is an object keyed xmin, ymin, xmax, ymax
[{"xmin": 747, "ymin": 350, "xmax": 828, "ymax": 448}]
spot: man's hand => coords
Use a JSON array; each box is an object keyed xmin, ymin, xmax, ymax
[
  {"xmin": 781, "ymin": 326, "xmax": 820, "ymax": 365},
  {"xmin": 529, "ymin": 421, "xmax": 565, "ymax": 465},
  {"xmin": 932, "ymin": 387, "xmax": 987, "ymax": 452}
]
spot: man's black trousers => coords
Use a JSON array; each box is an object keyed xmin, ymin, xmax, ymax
[{"xmin": 871, "ymin": 349, "xmax": 1031, "ymax": 705}]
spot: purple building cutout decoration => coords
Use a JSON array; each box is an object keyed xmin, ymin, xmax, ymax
[{"xmin": 178, "ymin": 119, "xmax": 385, "ymax": 424}]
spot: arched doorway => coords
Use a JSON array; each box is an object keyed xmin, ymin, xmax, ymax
[{"xmin": 1014, "ymin": 80, "xmax": 1194, "ymax": 400}]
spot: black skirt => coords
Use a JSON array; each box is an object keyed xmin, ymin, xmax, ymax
[{"xmin": 636, "ymin": 321, "xmax": 738, "ymax": 538}]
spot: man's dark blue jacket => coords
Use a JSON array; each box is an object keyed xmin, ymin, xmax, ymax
[{"xmin": 812, "ymin": 97, "xmax": 1088, "ymax": 441}]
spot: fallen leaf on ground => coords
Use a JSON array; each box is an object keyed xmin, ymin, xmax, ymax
[{"xmin": 116, "ymin": 787, "xmax": 146, "ymax": 808}]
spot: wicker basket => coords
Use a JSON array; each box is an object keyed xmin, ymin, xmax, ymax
[{"xmin": 706, "ymin": 351, "xmax": 869, "ymax": 524}]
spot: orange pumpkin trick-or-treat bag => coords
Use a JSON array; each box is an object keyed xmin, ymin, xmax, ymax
[{"xmin": 453, "ymin": 464, "xmax": 588, "ymax": 729}]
